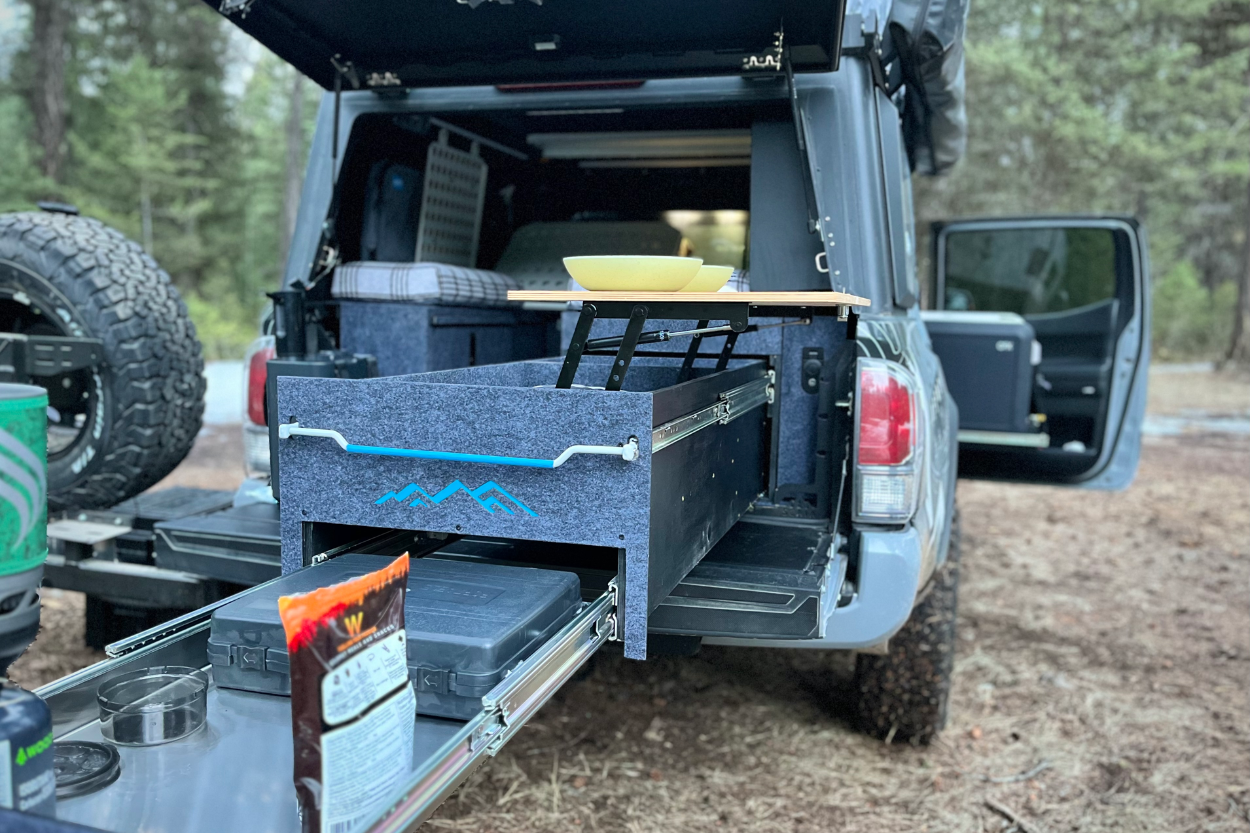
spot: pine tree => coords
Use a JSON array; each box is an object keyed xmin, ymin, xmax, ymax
[
  {"xmin": 68, "ymin": 55, "xmax": 213, "ymax": 271},
  {"xmin": 914, "ymin": 0, "xmax": 1249, "ymax": 358}
]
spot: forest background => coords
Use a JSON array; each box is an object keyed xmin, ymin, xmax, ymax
[{"xmin": 1, "ymin": 0, "xmax": 1246, "ymax": 361}]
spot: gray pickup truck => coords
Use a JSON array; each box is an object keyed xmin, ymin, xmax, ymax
[{"xmin": 5, "ymin": 1, "xmax": 1150, "ymax": 830}]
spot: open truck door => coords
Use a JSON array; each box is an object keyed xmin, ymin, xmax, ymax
[{"xmin": 923, "ymin": 217, "xmax": 1150, "ymax": 489}]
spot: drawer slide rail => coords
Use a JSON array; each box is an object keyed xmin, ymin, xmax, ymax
[{"xmin": 366, "ymin": 584, "xmax": 616, "ymax": 833}]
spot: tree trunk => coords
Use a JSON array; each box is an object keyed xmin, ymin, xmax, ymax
[
  {"xmin": 27, "ymin": 0, "xmax": 69, "ymax": 183},
  {"xmin": 140, "ymin": 178, "xmax": 154, "ymax": 255},
  {"xmin": 1227, "ymin": 174, "xmax": 1250, "ymax": 365},
  {"xmin": 279, "ymin": 72, "xmax": 306, "ymax": 275},
  {"xmin": 1227, "ymin": 59, "xmax": 1250, "ymax": 366}
]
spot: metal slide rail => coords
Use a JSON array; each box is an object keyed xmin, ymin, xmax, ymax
[
  {"xmin": 365, "ymin": 585, "xmax": 616, "ymax": 833},
  {"xmin": 279, "ymin": 422, "xmax": 640, "ymax": 468},
  {"xmin": 651, "ymin": 374, "xmax": 774, "ymax": 453}
]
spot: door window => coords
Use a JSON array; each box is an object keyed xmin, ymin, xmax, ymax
[{"xmin": 942, "ymin": 227, "xmax": 1116, "ymax": 314}]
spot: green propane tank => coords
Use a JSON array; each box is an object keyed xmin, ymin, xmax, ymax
[{"xmin": 0, "ymin": 383, "xmax": 47, "ymax": 676}]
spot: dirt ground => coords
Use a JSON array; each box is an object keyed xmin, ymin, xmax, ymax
[
  {"xmin": 1147, "ymin": 366, "xmax": 1250, "ymax": 417},
  {"xmin": 9, "ymin": 370, "xmax": 1250, "ymax": 832}
]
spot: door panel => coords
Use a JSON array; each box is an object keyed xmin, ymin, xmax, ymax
[
  {"xmin": 930, "ymin": 217, "xmax": 1149, "ymax": 488},
  {"xmin": 1028, "ymin": 298, "xmax": 1119, "ymax": 446},
  {"xmin": 1027, "ymin": 298, "xmax": 1118, "ymax": 361}
]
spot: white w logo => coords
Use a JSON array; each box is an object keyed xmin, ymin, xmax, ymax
[{"xmin": 0, "ymin": 427, "xmax": 45, "ymax": 548}]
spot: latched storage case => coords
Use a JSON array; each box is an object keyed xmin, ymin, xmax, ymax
[
  {"xmin": 207, "ymin": 554, "xmax": 582, "ymax": 719},
  {"xmin": 155, "ymin": 502, "xmax": 282, "ymax": 586},
  {"xmin": 922, "ymin": 311, "xmax": 1037, "ymax": 434}
]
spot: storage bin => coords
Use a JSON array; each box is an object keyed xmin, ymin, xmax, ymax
[
  {"xmin": 155, "ymin": 503, "xmax": 282, "ymax": 586},
  {"xmin": 208, "ymin": 554, "xmax": 581, "ymax": 719}
]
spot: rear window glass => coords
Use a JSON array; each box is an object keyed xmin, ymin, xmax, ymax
[
  {"xmin": 942, "ymin": 227, "xmax": 1116, "ymax": 314},
  {"xmin": 663, "ymin": 210, "xmax": 748, "ymax": 269}
]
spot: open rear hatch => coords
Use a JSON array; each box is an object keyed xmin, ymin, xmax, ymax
[{"xmin": 205, "ymin": 0, "xmax": 847, "ymax": 89}]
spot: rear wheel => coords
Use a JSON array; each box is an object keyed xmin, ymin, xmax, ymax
[
  {"xmin": 0, "ymin": 211, "xmax": 205, "ymax": 509},
  {"xmin": 854, "ymin": 507, "xmax": 962, "ymax": 744}
]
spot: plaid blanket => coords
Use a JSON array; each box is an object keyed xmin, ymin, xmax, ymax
[{"xmin": 332, "ymin": 261, "xmax": 517, "ymax": 306}]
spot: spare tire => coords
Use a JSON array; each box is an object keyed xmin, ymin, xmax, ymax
[{"xmin": 0, "ymin": 211, "xmax": 205, "ymax": 510}]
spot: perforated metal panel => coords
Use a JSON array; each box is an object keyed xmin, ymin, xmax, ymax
[{"xmin": 414, "ymin": 133, "xmax": 488, "ymax": 267}]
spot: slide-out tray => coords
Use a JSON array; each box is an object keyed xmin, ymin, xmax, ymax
[
  {"xmin": 40, "ymin": 579, "xmax": 614, "ymax": 833},
  {"xmin": 505, "ymin": 290, "xmax": 870, "ymax": 306}
]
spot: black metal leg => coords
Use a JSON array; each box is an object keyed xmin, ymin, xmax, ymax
[
  {"xmin": 605, "ymin": 305, "xmax": 648, "ymax": 391},
  {"xmin": 714, "ymin": 330, "xmax": 740, "ymax": 372},
  {"xmin": 677, "ymin": 319, "xmax": 710, "ymax": 382},
  {"xmin": 557, "ymin": 303, "xmax": 597, "ymax": 389},
  {"xmin": 845, "ymin": 310, "xmax": 859, "ymax": 340}
]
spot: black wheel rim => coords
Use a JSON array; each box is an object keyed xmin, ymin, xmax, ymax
[{"xmin": 0, "ymin": 260, "xmax": 105, "ymax": 464}]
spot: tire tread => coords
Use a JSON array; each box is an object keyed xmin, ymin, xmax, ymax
[
  {"xmin": 853, "ymin": 507, "xmax": 962, "ymax": 745},
  {"xmin": 0, "ymin": 211, "xmax": 205, "ymax": 509}
]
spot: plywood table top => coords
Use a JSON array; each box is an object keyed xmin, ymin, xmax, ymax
[{"xmin": 507, "ymin": 290, "xmax": 871, "ymax": 306}]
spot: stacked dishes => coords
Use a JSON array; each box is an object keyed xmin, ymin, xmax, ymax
[{"xmin": 563, "ymin": 257, "xmax": 733, "ymax": 292}]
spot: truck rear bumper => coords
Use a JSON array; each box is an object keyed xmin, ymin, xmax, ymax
[{"xmin": 702, "ymin": 526, "xmax": 923, "ymax": 650}]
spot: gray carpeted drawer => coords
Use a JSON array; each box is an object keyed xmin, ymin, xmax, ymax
[{"xmin": 275, "ymin": 356, "xmax": 773, "ymax": 659}]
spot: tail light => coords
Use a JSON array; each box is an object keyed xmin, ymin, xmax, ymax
[
  {"xmin": 242, "ymin": 336, "xmax": 275, "ymax": 477},
  {"xmin": 244, "ymin": 336, "xmax": 275, "ymax": 426},
  {"xmin": 854, "ymin": 358, "xmax": 921, "ymax": 522}
]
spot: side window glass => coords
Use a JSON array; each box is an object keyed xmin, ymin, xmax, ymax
[
  {"xmin": 897, "ymin": 153, "xmax": 919, "ymax": 299},
  {"xmin": 880, "ymin": 118, "xmax": 919, "ymax": 307},
  {"xmin": 942, "ymin": 227, "xmax": 1116, "ymax": 314}
]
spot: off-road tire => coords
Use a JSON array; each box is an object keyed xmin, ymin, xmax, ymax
[
  {"xmin": 0, "ymin": 211, "xmax": 205, "ymax": 510},
  {"xmin": 854, "ymin": 507, "xmax": 961, "ymax": 744}
]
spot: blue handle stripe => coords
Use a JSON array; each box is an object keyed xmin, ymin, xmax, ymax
[{"xmin": 343, "ymin": 443, "xmax": 557, "ymax": 469}]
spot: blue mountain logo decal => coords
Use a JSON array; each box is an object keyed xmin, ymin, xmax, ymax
[{"xmin": 375, "ymin": 481, "xmax": 537, "ymax": 517}]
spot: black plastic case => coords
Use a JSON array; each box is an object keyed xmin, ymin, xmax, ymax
[
  {"xmin": 155, "ymin": 502, "xmax": 282, "ymax": 586},
  {"xmin": 207, "ymin": 554, "xmax": 581, "ymax": 719},
  {"xmin": 112, "ymin": 487, "xmax": 235, "ymax": 565},
  {"xmin": 922, "ymin": 311, "xmax": 1037, "ymax": 433}
]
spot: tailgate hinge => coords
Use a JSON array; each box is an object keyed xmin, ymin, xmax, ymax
[{"xmin": 218, "ymin": 0, "xmax": 256, "ymax": 17}]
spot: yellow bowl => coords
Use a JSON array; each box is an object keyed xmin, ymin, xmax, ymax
[
  {"xmin": 563, "ymin": 256, "xmax": 703, "ymax": 292},
  {"xmin": 681, "ymin": 264, "xmax": 734, "ymax": 293}
]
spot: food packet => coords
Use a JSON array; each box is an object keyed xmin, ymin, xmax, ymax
[{"xmin": 279, "ymin": 553, "xmax": 414, "ymax": 833}]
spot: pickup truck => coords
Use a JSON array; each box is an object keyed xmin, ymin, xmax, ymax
[{"xmin": 5, "ymin": 1, "xmax": 1150, "ymax": 830}]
